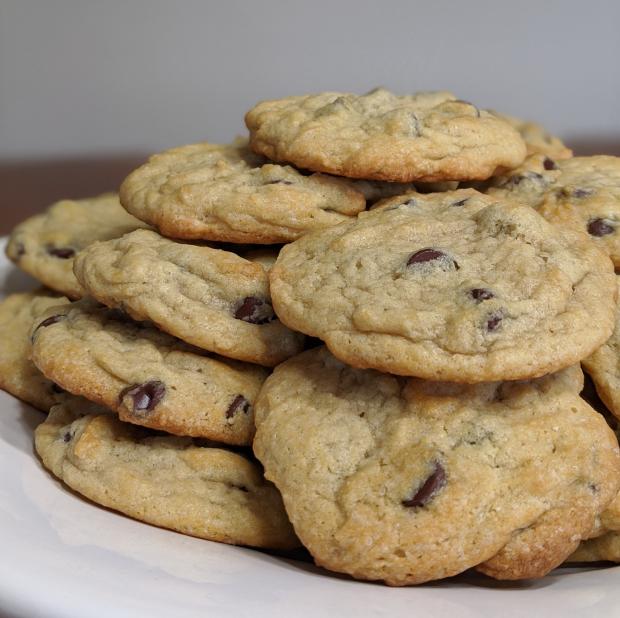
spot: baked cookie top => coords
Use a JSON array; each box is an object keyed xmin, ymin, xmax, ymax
[
  {"xmin": 0, "ymin": 291, "xmax": 67, "ymax": 411},
  {"xmin": 270, "ymin": 189, "xmax": 616, "ymax": 382},
  {"xmin": 30, "ymin": 299, "xmax": 269, "ymax": 445},
  {"xmin": 35, "ymin": 401, "xmax": 298, "ymax": 549},
  {"xmin": 487, "ymin": 155, "xmax": 620, "ymax": 266},
  {"xmin": 253, "ymin": 347, "xmax": 620, "ymax": 585},
  {"xmin": 245, "ymin": 88, "xmax": 527, "ymax": 182},
  {"xmin": 5, "ymin": 194, "xmax": 150, "ymax": 298},
  {"xmin": 492, "ymin": 112, "xmax": 572, "ymax": 159},
  {"xmin": 73, "ymin": 229, "xmax": 304, "ymax": 366},
  {"xmin": 119, "ymin": 139, "xmax": 365, "ymax": 243}
]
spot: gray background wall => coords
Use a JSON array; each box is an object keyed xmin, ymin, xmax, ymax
[{"xmin": 1, "ymin": 0, "xmax": 619, "ymax": 160}]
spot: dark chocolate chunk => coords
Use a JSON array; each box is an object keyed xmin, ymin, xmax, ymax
[
  {"xmin": 234, "ymin": 296, "xmax": 276, "ymax": 324},
  {"xmin": 407, "ymin": 248, "xmax": 459, "ymax": 270},
  {"xmin": 452, "ymin": 198, "xmax": 469, "ymax": 207},
  {"xmin": 402, "ymin": 462, "xmax": 446, "ymax": 508},
  {"xmin": 31, "ymin": 314, "xmax": 66, "ymax": 341},
  {"xmin": 587, "ymin": 218, "xmax": 615, "ymax": 237},
  {"xmin": 14, "ymin": 242, "xmax": 25, "ymax": 258},
  {"xmin": 119, "ymin": 381, "xmax": 166, "ymax": 413},
  {"xmin": 506, "ymin": 172, "xmax": 544, "ymax": 187},
  {"xmin": 486, "ymin": 311, "xmax": 503, "ymax": 331},
  {"xmin": 47, "ymin": 247, "xmax": 75, "ymax": 259},
  {"xmin": 470, "ymin": 288, "xmax": 494, "ymax": 302},
  {"xmin": 226, "ymin": 394, "xmax": 251, "ymax": 419},
  {"xmin": 62, "ymin": 431, "xmax": 72, "ymax": 443},
  {"xmin": 543, "ymin": 157, "xmax": 558, "ymax": 171},
  {"xmin": 267, "ymin": 179, "xmax": 294, "ymax": 185},
  {"xmin": 572, "ymin": 188, "xmax": 594, "ymax": 198}
]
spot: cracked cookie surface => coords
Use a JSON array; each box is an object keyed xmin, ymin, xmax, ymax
[
  {"xmin": 30, "ymin": 299, "xmax": 269, "ymax": 445},
  {"xmin": 35, "ymin": 401, "xmax": 298, "ymax": 549},
  {"xmin": 73, "ymin": 229, "xmax": 304, "ymax": 366},
  {"xmin": 487, "ymin": 155, "xmax": 620, "ymax": 267},
  {"xmin": 253, "ymin": 347, "xmax": 620, "ymax": 584},
  {"xmin": 0, "ymin": 291, "xmax": 68, "ymax": 411},
  {"xmin": 245, "ymin": 88, "xmax": 526, "ymax": 182},
  {"xmin": 5, "ymin": 194, "xmax": 150, "ymax": 298},
  {"xmin": 119, "ymin": 139, "xmax": 365, "ymax": 243},
  {"xmin": 270, "ymin": 189, "xmax": 616, "ymax": 382}
]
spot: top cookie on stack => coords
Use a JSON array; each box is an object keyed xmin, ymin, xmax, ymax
[{"xmin": 245, "ymin": 88, "xmax": 527, "ymax": 182}]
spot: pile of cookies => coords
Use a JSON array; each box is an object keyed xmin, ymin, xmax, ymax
[{"xmin": 3, "ymin": 88, "xmax": 620, "ymax": 585}]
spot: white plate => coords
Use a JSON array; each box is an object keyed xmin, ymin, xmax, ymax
[{"xmin": 1, "ymin": 239, "xmax": 619, "ymax": 618}]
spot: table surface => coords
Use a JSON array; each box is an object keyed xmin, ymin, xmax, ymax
[{"xmin": 0, "ymin": 139, "xmax": 618, "ymax": 235}]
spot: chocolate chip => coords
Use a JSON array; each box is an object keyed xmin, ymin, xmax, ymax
[
  {"xmin": 14, "ymin": 242, "xmax": 25, "ymax": 258},
  {"xmin": 407, "ymin": 248, "xmax": 459, "ymax": 270},
  {"xmin": 572, "ymin": 188, "xmax": 594, "ymax": 198},
  {"xmin": 47, "ymin": 247, "xmax": 75, "ymax": 259},
  {"xmin": 453, "ymin": 99, "xmax": 481, "ymax": 117},
  {"xmin": 452, "ymin": 198, "xmax": 468, "ymax": 207},
  {"xmin": 402, "ymin": 462, "xmax": 446, "ymax": 508},
  {"xmin": 587, "ymin": 218, "xmax": 615, "ymax": 237},
  {"xmin": 62, "ymin": 431, "xmax": 72, "ymax": 443},
  {"xmin": 119, "ymin": 381, "xmax": 166, "ymax": 413},
  {"xmin": 543, "ymin": 157, "xmax": 558, "ymax": 170},
  {"xmin": 226, "ymin": 395, "xmax": 251, "ymax": 419},
  {"xmin": 31, "ymin": 314, "xmax": 66, "ymax": 341},
  {"xmin": 470, "ymin": 288, "xmax": 494, "ymax": 302},
  {"xmin": 267, "ymin": 179, "xmax": 294, "ymax": 185},
  {"xmin": 589, "ymin": 482, "xmax": 600, "ymax": 494},
  {"xmin": 486, "ymin": 311, "xmax": 503, "ymax": 331},
  {"xmin": 234, "ymin": 296, "xmax": 276, "ymax": 324},
  {"xmin": 506, "ymin": 172, "xmax": 544, "ymax": 187}
]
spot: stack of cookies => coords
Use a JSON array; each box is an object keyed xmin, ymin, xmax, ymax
[{"xmin": 3, "ymin": 88, "xmax": 620, "ymax": 585}]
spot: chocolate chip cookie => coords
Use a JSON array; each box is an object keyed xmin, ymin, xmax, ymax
[
  {"xmin": 30, "ymin": 299, "xmax": 269, "ymax": 445},
  {"xmin": 582, "ymin": 278, "xmax": 620, "ymax": 421},
  {"xmin": 487, "ymin": 155, "xmax": 620, "ymax": 266},
  {"xmin": 5, "ymin": 194, "xmax": 150, "ymax": 298},
  {"xmin": 270, "ymin": 189, "xmax": 616, "ymax": 382},
  {"xmin": 35, "ymin": 400, "xmax": 298, "ymax": 549},
  {"xmin": 253, "ymin": 347, "xmax": 620, "ymax": 584},
  {"xmin": 245, "ymin": 88, "xmax": 527, "ymax": 182},
  {"xmin": 73, "ymin": 229, "xmax": 304, "ymax": 366},
  {"xmin": 119, "ymin": 139, "xmax": 365, "ymax": 243},
  {"xmin": 0, "ymin": 291, "xmax": 68, "ymax": 411},
  {"xmin": 492, "ymin": 112, "xmax": 572, "ymax": 159}
]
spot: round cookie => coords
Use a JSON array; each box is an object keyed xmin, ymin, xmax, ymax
[
  {"xmin": 0, "ymin": 291, "xmax": 68, "ymax": 411},
  {"xmin": 35, "ymin": 401, "xmax": 298, "ymax": 549},
  {"xmin": 487, "ymin": 155, "xmax": 620, "ymax": 267},
  {"xmin": 270, "ymin": 189, "xmax": 616, "ymax": 382},
  {"xmin": 73, "ymin": 229, "xmax": 304, "ymax": 366},
  {"xmin": 5, "ymin": 194, "xmax": 150, "ymax": 298},
  {"xmin": 119, "ymin": 139, "xmax": 365, "ymax": 243},
  {"xmin": 583, "ymin": 278, "xmax": 620, "ymax": 421},
  {"xmin": 491, "ymin": 112, "xmax": 573, "ymax": 159},
  {"xmin": 569, "ymin": 531, "xmax": 620, "ymax": 563},
  {"xmin": 30, "ymin": 299, "xmax": 269, "ymax": 445},
  {"xmin": 245, "ymin": 88, "xmax": 527, "ymax": 182},
  {"xmin": 253, "ymin": 347, "xmax": 620, "ymax": 585}
]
